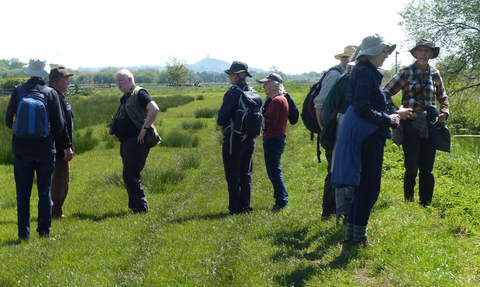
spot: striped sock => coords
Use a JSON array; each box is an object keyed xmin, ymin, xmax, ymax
[
  {"xmin": 353, "ymin": 225, "xmax": 367, "ymax": 242},
  {"xmin": 345, "ymin": 223, "xmax": 354, "ymax": 241}
]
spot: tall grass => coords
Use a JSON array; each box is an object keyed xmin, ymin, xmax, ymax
[
  {"xmin": 194, "ymin": 107, "xmax": 217, "ymax": 118},
  {"xmin": 0, "ymin": 84, "xmax": 479, "ymax": 286}
]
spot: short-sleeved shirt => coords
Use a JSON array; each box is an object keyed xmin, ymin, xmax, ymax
[
  {"xmin": 115, "ymin": 89, "xmax": 152, "ymax": 140},
  {"xmin": 313, "ymin": 64, "xmax": 345, "ymax": 109}
]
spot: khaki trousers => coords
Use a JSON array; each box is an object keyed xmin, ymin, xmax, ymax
[{"xmin": 51, "ymin": 159, "xmax": 70, "ymax": 218}]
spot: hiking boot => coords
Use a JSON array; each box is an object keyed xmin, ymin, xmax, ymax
[
  {"xmin": 352, "ymin": 236, "xmax": 370, "ymax": 248},
  {"xmin": 341, "ymin": 239, "xmax": 353, "ymax": 254}
]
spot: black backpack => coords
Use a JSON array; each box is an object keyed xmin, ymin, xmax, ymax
[
  {"xmin": 301, "ymin": 66, "xmax": 342, "ymax": 134},
  {"xmin": 231, "ymin": 85, "xmax": 263, "ymax": 140},
  {"xmin": 13, "ymin": 85, "xmax": 53, "ymax": 139},
  {"xmin": 300, "ymin": 66, "xmax": 341, "ymax": 162},
  {"xmin": 263, "ymin": 91, "xmax": 299, "ymax": 125}
]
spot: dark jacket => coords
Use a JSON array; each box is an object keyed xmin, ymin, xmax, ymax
[
  {"xmin": 51, "ymin": 87, "xmax": 74, "ymax": 158},
  {"xmin": 5, "ymin": 77, "xmax": 66, "ymax": 156},
  {"xmin": 216, "ymin": 80, "xmax": 248, "ymax": 137},
  {"xmin": 332, "ymin": 60, "xmax": 393, "ymax": 186}
]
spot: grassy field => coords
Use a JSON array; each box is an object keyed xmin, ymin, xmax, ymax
[{"xmin": 0, "ymin": 84, "xmax": 479, "ymax": 286}]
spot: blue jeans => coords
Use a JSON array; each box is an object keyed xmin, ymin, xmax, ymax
[
  {"xmin": 222, "ymin": 135, "xmax": 255, "ymax": 214},
  {"xmin": 263, "ymin": 136, "xmax": 288, "ymax": 207},
  {"xmin": 14, "ymin": 154, "xmax": 55, "ymax": 238},
  {"xmin": 402, "ymin": 120, "xmax": 438, "ymax": 205},
  {"xmin": 120, "ymin": 137, "xmax": 150, "ymax": 213}
]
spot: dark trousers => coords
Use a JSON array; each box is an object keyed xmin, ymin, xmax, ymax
[
  {"xmin": 263, "ymin": 135, "xmax": 288, "ymax": 207},
  {"xmin": 322, "ymin": 149, "xmax": 336, "ymax": 217},
  {"xmin": 120, "ymin": 137, "xmax": 150, "ymax": 213},
  {"xmin": 222, "ymin": 135, "xmax": 255, "ymax": 214},
  {"xmin": 51, "ymin": 158, "xmax": 70, "ymax": 218},
  {"xmin": 402, "ymin": 121, "xmax": 438, "ymax": 205},
  {"xmin": 347, "ymin": 133, "xmax": 385, "ymax": 226},
  {"xmin": 14, "ymin": 154, "xmax": 55, "ymax": 238}
]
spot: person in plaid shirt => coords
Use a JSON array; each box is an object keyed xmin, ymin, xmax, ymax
[{"xmin": 383, "ymin": 39, "xmax": 449, "ymax": 206}]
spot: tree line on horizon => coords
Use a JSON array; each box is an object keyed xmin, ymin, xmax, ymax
[{"xmin": 0, "ymin": 58, "xmax": 331, "ymax": 89}]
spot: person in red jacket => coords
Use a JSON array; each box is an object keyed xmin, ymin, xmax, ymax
[{"xmin": 259, "ymin": 73, "xmax": 289, "ymax": 212}]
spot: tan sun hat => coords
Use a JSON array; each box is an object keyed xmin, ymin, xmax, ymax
[{"xmin": 334, "ymin": 45, "xmax": 358, "ymax": 60}]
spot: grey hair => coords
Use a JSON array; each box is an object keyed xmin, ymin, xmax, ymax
[
  {"xmin": 272, "ymin": 82, "xmax": 285, "ymax": 96},
  {"xmin": 117, "ymin": 69, "xmax": 135, "ymax": 84}
]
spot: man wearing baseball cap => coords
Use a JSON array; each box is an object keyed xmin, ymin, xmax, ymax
[{"xmin": 49, "ymin": 67, "xmax": 75, "ymax": 218}]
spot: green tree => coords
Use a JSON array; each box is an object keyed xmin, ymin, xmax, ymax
[
  {"xmin": 94, "ymin": 67, "xmax": 117, "ymax": 84},
  {"xmin": 164, "ymin": 57, "xmax": 189, "ymax": 88},
  {"xmin": 134, "ymin": 68, "xmax": 160, "ymax": 84},
  {"xmin": 399, "ymin": 0, "xmax": 480, "ymax": 94}
]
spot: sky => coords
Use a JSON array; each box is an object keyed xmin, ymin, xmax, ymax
[{"xmin": 1, "ymin": 0, "xmax": 416, "ymax": 75}]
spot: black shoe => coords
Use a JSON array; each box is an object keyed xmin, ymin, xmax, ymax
[
  {"xmin": 271, "ymin": 204, "xmax": 285, "ymax": 212},
  {"xmin": 242, "ymin": 207, "xmax": 253, "ymax": 214}
]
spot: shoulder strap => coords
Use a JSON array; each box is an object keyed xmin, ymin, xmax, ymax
[
  {"xmin": 125, "ymin": 85, "xmax": 148, "ymax": 129},
  {"xmin": 317, "ymin": 66, "xmax": 342, "ymax": 87}
]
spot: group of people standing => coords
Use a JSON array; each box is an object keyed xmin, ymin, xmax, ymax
[
  {"xmin": 217, "ymin": 62, "xmax": 291, "ymax": 215},
  {"xmin": 5, "ymin": 60, "xmax": 159, "ymax": 239},
  {"xmin": 218, "ymin": 33, "xmax": 449, "ymax": 255},
  {"xmin": 5, "ymin": 60, "xmax": 75, "ymax": 239},
  {"xmin": 5, "ymin": 34, "xmax": 449, "ymax": 254}
]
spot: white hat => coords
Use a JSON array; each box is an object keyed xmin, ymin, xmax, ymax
[
  {"xmin": 356, "ymin": 34, "xmax": 396, "ymax": 59},
  {"xmin": 23, "ymin": 59, "xmax": 51, "ymax": 77}
]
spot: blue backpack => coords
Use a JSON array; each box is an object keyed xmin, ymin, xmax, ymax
[{"xmin": 13, "ymin": 85, "xmax": 53, "ymax": 139}]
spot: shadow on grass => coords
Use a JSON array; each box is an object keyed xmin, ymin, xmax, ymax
[
  {"xmin": 72, "ymin": 211, "xmax": 131, "ymax": 221},
  {"xmin": 0, "ymin": 238, "xmax": 27, "ymax": 247},
  {"xmin": 166, "ymin": 212, "xmax": 231, "ymax": 225},
  {"xmin": 268, "ymin": 224, "xmax": 357, "ymax": 286}
]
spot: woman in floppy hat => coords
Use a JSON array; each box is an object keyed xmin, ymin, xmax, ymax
[{"xmin": 331, "ymin": 34, "xmax": 412, "ymax": 253}]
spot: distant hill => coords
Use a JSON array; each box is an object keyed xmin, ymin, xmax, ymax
[
  {"xmin": 188, "ymin": 57, "xmax": 230, "ymax": 73},
  {"xmin": 77, "ymin": 57, "xmax": 267, "ymax": 74}
]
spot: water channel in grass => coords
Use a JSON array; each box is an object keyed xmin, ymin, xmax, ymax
[{"xmin": 452, "ymin": 129, "xmax": 480, "ymax": 157}]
